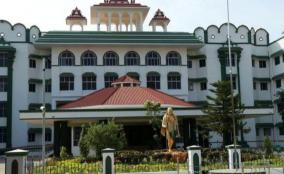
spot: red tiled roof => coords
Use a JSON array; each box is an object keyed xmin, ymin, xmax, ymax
[
  {"xmin": 112, "ymin": 75, "xmax": 140, "ymax": 85},
  {"xmin": 151, "ymin": 9, "xmax": 170, "ymax": 21},
  {"xmin": 66, "ymin": 7, "xmax": 87, "ymax": 20},
  {"xmin": 61, "ymin": 86, "xmax": 194, "ymax": 109}
]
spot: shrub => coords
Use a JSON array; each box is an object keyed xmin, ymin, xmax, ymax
[
  {"xmin": 60, "ymin": 146, "xmax": 69, "ymax": 160},
  {"xmin": 263, "ymin": 136, "xmax": 273, "ymax": 157},
  {"xmin": 86, "ymin": 120, "xmax": 126, "ymax": 159},
  {"xmin": 79, "ymin": 125, "xmax": 89, "ymax": 160}
]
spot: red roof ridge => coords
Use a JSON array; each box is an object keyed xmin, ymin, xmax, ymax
[
  {"xmin": 60, "ymin": 87, "xmax": 119, "ymax": 109},
  {"xmin": 101, "ymin": 87, "xmax": 120, "ymax": 104},
  {"xmin": 141, "ymin": 87, "xmax": 195, "ymax": 107},
  {"xmin": 112, "ymin": 75, "xmax": 140, "ymax": 85}
]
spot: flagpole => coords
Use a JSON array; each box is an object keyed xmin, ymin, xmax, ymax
[
  {"xmin": 41, "ymin": 57, "xmax": 46, "ymax": 174},
  {"xmin": 226, "ymin": 0, "xmax": 237, "ymax": 159}
]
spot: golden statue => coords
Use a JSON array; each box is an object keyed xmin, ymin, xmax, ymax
[{"xmin": 161, "ymin": 107, "xmax": 180, "ymax": 152}]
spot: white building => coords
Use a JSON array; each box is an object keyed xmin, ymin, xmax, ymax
[{"xmin": 0, "ymin": 0, "xmax": 283, "ymax": 155}]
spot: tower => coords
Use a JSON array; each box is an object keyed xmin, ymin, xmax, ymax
[
  {"xmin": 149, "ymin": 9, "xmax": 170, "ymax": 32},
  {"xmin": 66, "ymin": 7, "xmax": 87, "ymax": 31},
  {"xmin": 91, "ymin": 0, "xmax": 149, "ymax": 32}
]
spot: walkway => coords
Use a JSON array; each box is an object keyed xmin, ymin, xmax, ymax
[{"xmin": 0, "ymin": 156, "xmax": 4, "ymax": 174}]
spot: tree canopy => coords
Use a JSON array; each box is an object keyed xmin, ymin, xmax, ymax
[{"xmin": 202, "ymin": 80, "xmax": 244, "ymax": 146}]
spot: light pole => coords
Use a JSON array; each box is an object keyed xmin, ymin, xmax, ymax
[
  {"xmin": 41, "ymin": 57, "xmax": 46, "ymax": 174},
  {"xmin": 226, "ymin": 0, "xmax": 238, "ymax": 168}
]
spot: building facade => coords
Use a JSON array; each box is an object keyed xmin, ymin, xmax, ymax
[{"xmin": 0, "ymin": 0, "xmax": 284, "ymax": 154}]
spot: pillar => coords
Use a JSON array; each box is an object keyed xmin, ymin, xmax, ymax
[
  {"xmin": 187, "ymin": 145, "xmax": 202, "ymax": 174},
  {"xmin": 102, "ymin": 148, "xmax": 115, "ymax": 174},
  {"xmin": 119, "ymin": 14, "xmax": 122, "ymax": 31},
  {"xmin": 107, "ymin": 13, "xmax": 111, "ymax": 32},
  {"xmin": 5, "ymin": 149, "xmax": 28, "ymax": 174},
  {"xmin": 97, "ymin": 13, "xmax": 101, "ymax": 31},
  {"xmin": 129, "ymin": 14, "xmax": 133, "ymax": 31},
  {"xmin": 226, "ymin": 144, "xmax": 242, "ymax": 170}
]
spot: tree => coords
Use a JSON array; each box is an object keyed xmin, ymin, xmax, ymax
[
  {"xmin": 275, "ymin": 90, "xmax": 284, "ymax": 126},
  {"xmin": 144, "ymin": 100, "xmax": 162, "ymax": 147},
  {"xmin": 202, "ymin": 81, "xmax": 244, "ymax": 146},
  {"xmin": 79, "ymin": 125, "xmax": 90, "ymax": 160},
  {"xmin": 86, "ymin": 120, "xmax": 126, "ymax": 159}
]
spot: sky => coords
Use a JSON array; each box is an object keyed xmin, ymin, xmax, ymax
[{"xmin": 1, "ymin": 0, "xmax": 283, "ymax": 41}]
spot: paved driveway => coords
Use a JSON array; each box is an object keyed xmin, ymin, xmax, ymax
[{"xmin": 0, "ymin": 157, "xmax": 4, "ymax": 174}]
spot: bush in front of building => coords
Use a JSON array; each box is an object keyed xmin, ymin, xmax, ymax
[
  {"xmin": 79, "ymin": 125, "xmax": 90, "ymax": 160},
  {"xmin": 60, "ymin": 146, "xmax": 69, "ymax": 160},
  {"xmin": 86, "ymin": 120, "xmax": 127, "ymax": 159},
  {"xmin": 263, "ymin": 136, "xmax": 273, "ymax": 157}
]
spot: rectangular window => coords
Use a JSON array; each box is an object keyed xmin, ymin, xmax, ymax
[
  {"xmin": 168, "ymin": 74, "xmax": 181, "ymax": 89},
  {"xmin": 29, "ymin": 83, "xmax": 36, "ymax": 92},
  {"xmin": 276, "ymin": 79, "xmax": 282, "ymax": 89},
  {"xmin": 29, "ymin": 59, "xmax": 36, "ymax": 68},
  {"xmin": 263, "ymin": 128, "xmax": 271, "ymax": 136},
  {"xmin": 226, "ymin": 54, "xmax": 236, "ymax": 67},
  {"xmin": 275, "ymin": 56, "xmax": 280, "ymax": 65},
  {"xmin": 252, "ymin": 59, "xmax": 255, "ymax": 67},
  {"xmin": 253, "ymin": 82, "xmax": 256, "ymax": 90},
  {"xmin": 45, "ymin": 59, "xmax": 51, "ymax": 69},
  {"xmin": 199, "ymin": 59, "xmax": 206, "ymax": 67},
  {"xmin": 256, "ymin": 128, "xmax": 259, "ymax": 136},
  {"xmin": 226, "ymin": 76, "xmax": 237, "ymax": 90},
  {"xmin": 28, "ymin": 132, "xmax": 35, "ymax": 142},
  {"xmin": 200, "ymin": 82, "xmax": 207, "ymax": 91},
  {"xmin": 0, "ymin": 76, "xmax": 7, "ymax": 92},
  {"xmin": 0, "ymin": 52, "xmax": 8, "ymax": 67},
  {"xmin": 45, "ymin": 132, "xmax": 52, "ymax": 141},
  {"xmin": 45, "ymin": 83, "xmax": 51, "ymax": 92},
  {"xmin": 260, "ymin": 82, "xmax": 268, "ymax": 91},
  {"xmin": 188, "ymin": 81, "xmax": 194, "ymax": 91},
  {"xmin": 73, "ymin": 127, "xmax": 82, "ymax": 146},
  {"xmin": 0, "ymin": 127, "xmax": 6, "ymax": 143},
  {"xmin": 187, "ymin": 59, "xmax": 192, "ymax": 68},
  {"xmin": 0, "ymin": 102, "xmax": 7, "ymax": 117},
  {"xmin": 259, "ymin": 60, "xmax": 266, "ymax": 68},
  {"xmin": 279, "ymin": 127, "xmax": 284, "ymax": 136}
]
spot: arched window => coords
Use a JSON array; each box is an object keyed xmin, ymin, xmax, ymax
[
  {"xmin": 127, "ymin": 72, "xmax": 140, "ymax": 81},
  {"xmin": 125, "ymin": 51, "xmax": 140, "ymax": 65},
  {"xmin": 81, "ymin": 51, "xmax": 97, "ymax": 66},
  {"xmin": 59, "ymin": 73, "xmax": 74, "ymax": 91},
  {"xmin": 104, "ymin": 72, "xmax": 118, "ymax": 88},
  {"xmin": 168, "ymin": 72, "xmax": 181, "ymax": 89},
  {"xmin": 145, "ymin": 51, "xmax": 161, "ymax": 66},
  {"xmin": 58, "ymin": 50, "xmax": 75, "ymax": 66},
  {"xmin": 82, "ymin": 73, "xmax": 96, "ymax": 90},
  {"xmin": 103, "ymin": 51, "xmax": 119, "ymax": 66},
  {"xmin": 166, "ymin": 51, "xmax": 181, "ymax": 65},
  {"xmin": 147, "ymin": 72, "xmax": 160, "ymax": 89}
]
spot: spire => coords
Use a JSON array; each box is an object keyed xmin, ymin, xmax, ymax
[
  {"xmin": 66, "ymin": 7, "xmax": 87, "ymax": 31},
  {"xmin": 149, "ymin": 9, "xmax": 170, "ymax": 32}
]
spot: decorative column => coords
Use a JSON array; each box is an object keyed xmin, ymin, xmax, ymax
[
  {"xmin": 5, "ymin": 149, "xmax": 29, "ymax": 174},
  {"xmin": 102, "ymin": 148, "xmax": 115, "ymax": 174},
  {"xmin": 187, "ymin": 145, "xmax": 202, "ymax": 174},
  {"xmin": 226, "ymin": 144, "xmax": 242, "ymax": 170},
  {"xmin": 129, "ymin": 13, "xmax": 133, "ymax": 31},
  {"xmin": 97, "ymin": 13, "xmax": 101, "ymax": 31},
  {"xmin": 119, "ymin": 14, "xmax": 122, "ymax": 31},
  {"xmin": 107, "ymin": 13, "xmax": 111, "ymax": 32}
]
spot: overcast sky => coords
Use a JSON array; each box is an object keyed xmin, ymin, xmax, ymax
[{"xmin": 1, "ymin": 0, "xmax": 283, "ymax": 41}]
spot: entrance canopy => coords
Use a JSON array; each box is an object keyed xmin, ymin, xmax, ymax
[{"xmin": 20, "ymin": 75, "xmax": 274, "ymax": 125}]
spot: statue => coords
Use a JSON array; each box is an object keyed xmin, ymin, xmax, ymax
[{"xmin": 161, "ymin": 107, "xmax": 180, "ymax": 152}]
